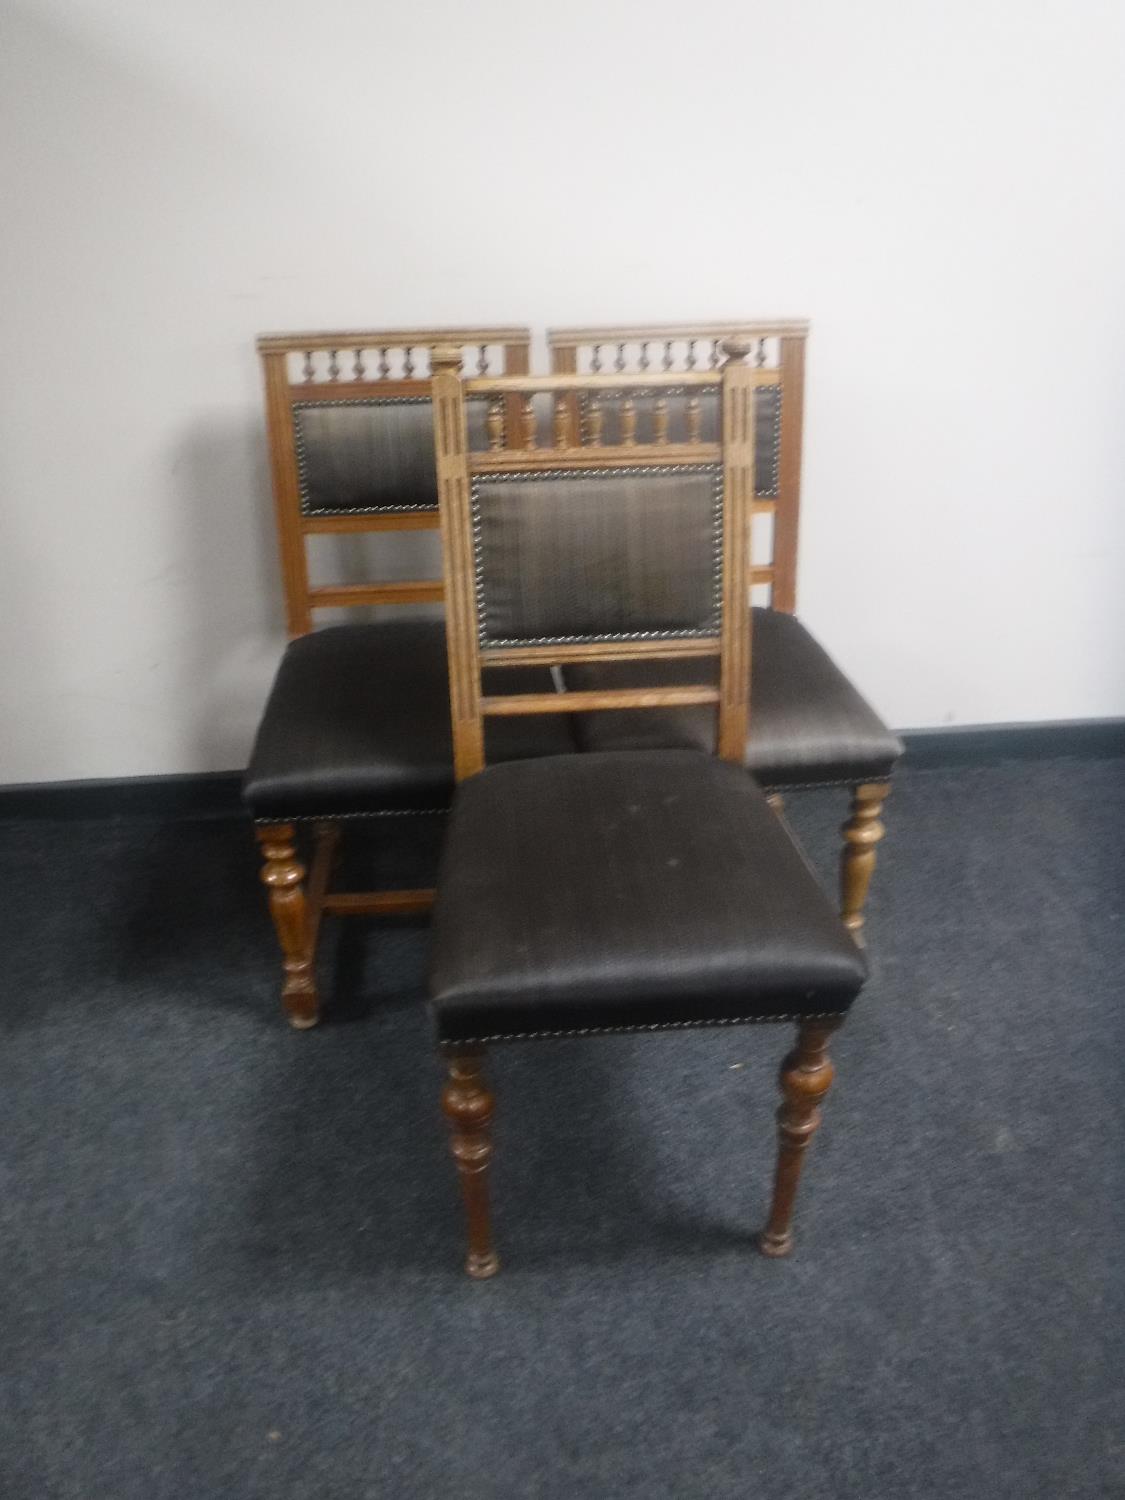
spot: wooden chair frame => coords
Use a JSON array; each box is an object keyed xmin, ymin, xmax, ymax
[
  {"xmin": 430, "ymin": 337, "xmax": 845, "ymax": 1272},
  {"xmin": 253, "ymin": 327, "xmax": 530, "ymax": 1027},
  {"xmin": 431, "ymin": 338, "xmax": 779, "ymax": 778},
  {"xmin": 549, "ymin": 321, "xmax": 891, "ymax": 943}
]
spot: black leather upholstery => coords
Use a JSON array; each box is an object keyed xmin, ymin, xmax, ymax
[
  {"xmin": 563, "ymin": 609, "xmax": 904, "ymax": 789},
  {"xmin": 293, "ymin": 398, "xmax": 490, "ymax": 515},
  {"xmin": 243, "ymin": 621, "xmax": 576, "ymax": 818},
  {"xmin": 430, "ymin": 751, "xmax": 866, "ymax": 1045},
  {"xmin": 473, "ymin": 466, "xmax": 722, "ymax": 644}
]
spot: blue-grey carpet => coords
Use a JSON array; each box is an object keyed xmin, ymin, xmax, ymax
[{"xmin": 1, "ymin": 756, "xmax": 1123, "ymax": 1499}]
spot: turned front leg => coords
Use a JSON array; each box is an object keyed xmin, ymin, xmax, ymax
[
  {"xmin": 759, "ymin": 1019, "xmax": 842, "ymax": 1258},
  {"xmin": 840, "ymin": 782, "xmax": 891, "ymax": 944},
  {"xmin": 441, "ymin": 1050, "xmax": 499, "ymax": 1280},
  {"xmin": 255, "ymin": 822, "xmax": 319, "ymax": 1029}
]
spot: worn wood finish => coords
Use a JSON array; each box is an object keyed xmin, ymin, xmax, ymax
[
  {"xmin": 717, "ymin": 337, "xmax": 756, "ymax": 762},
  {"xmin": 321, "ymin": 889, "xmax": 435, "ymax": 917},
  {"xmin": 307, "ymin": 581, "xmax": 444, "ymax": 608},
  {"xmin": 431, "ymin": 344, "xmax": 486, "ymax": 779},
  {"xmin": 480, "ymin": 686, "xmax": 720, "ymax": 716},
  {"xmin": 470, "ymin": 370, "xmax": 725, "ymax": 395},
  {"xmin": 547, "ymin": 320, "xmax": 809, "ymax": 356},
  {"xmin": 758, "ymin": 1019, "xmax": 842, "ymax": 1257},
  {"xmin": 289, "ymin": 378, "xmax": 433, "ymax": 403},
  {"xmin": 304, "ymin": 820, "xmax": 341, "ymax": 955},
  {"xmin": 442, "ymin": 1050, "xmax": 500, "ymax": 1279},
  {"xmin": 262, "ymin": 353, "xmax": 314, "ymax": 636},
  {"xmin": 469, "ymin": 444, "xmax": 722, "ymax": 473},
  {"xmin": 256, "ymin": 823, "xmax": 319, "ymax": 1029},
  {"xmin": 483, "ymin": 637, "xmax": 721, "ymax": 668},
  {"xmin": 500, "ymin": 339, "xmax": 529, "ymax": 444},
  {"xmin": 840, "ymin": 782, "xmax": 891, "ymax": 943},
  {"xmin": 302, "ymin": 512, "xmax": 442, "ymax": 535},
  {"xmin": 773, "ymin": 334, "xmax": 806, "ymax": 613},
  {"xmin": 258, "ymin": 326, "xmax": 530, "ymax": 356}
]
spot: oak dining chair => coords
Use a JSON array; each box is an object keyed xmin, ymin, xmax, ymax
[
  {"xmin": 547, "ymin": 322, "xmax": 903, "ymax": 942},
  {"xmin": 244, "ymin": 327, "xmax": 577, "ymax": 1027},
  {"xmin": 426, "ymin": 337, "xmax": 868, "ymax": 1277}
]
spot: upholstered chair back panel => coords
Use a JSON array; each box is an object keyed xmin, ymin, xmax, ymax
[
  {"xmin": 294, "ymin": 398, "xmax": 489, "ymax": 515},
  {"xmin": 471, "ymin": 467, "xmax": 722, "ymax": 646}
]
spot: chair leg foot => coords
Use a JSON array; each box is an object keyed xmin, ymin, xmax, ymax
[
  {"xmin": 758, "ymin": 1019, "xmax": 842, "ymax": 1257},
  {"xmin": 256, "ymin": 823, "xmax": 319, "ymax": 1028},
  {"xmin": 442, "ymin": 1049, "xmax": 499, "ymax": 1279},
  {"xmin": 839, "ymin": 782, "xmax": 891, "ymax": 946}
]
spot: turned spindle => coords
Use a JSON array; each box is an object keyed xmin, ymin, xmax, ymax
[
  {"xmin": 687, "ymin": 393, "xmax": 702, "ymax": 444},
  {"xmin": 521, "ymin": 396, "xmax": 537, "ymax": 449},
  {"xmin": 653, "ymin": 395, "xmax": 669, "ymax": 445},
  {"xmin": 620, "ymin": 392, "xmax": 637, "ymax": 446},
  {"xmin": 442, "ymin": 1051, "xmax": 499, "ymax": 1279},
  {"xmin": 256, "ymin": 823, "xmax": 318, "ymax": 1029},
  {"xmin": 840, "ymin": 782, "xmax": 891, "ymax": 944},
  {"xmin": 759, "ymin": 1019, "xmax": 842, "ymax": 1257},
  {"xmin": 585, "ymin": 394, "xmax": 604, "ymax": 447},
  {"xmin": 486, "ymin": 398, "xmax": 505, "ymax": 451},
  {"xmin": 553, "ymin": 393, "xmax": 569, "ymax": 448}
]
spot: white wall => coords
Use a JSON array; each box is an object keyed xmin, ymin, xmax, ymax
[{"xmin": 2, "ymin": 0, "xmax": 1124, "ymax": 783}]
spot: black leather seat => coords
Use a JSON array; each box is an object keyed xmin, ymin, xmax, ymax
[
  {"xmin": 430, "ymin": 751, "xmax": 867, "ymax": 1047},
  {"xmin": 243, "ymin": 620, "xmax": 577, "ymax": 819},
  {"xmin": 561, "ymin": 608, "xmax": 903, "ymax": 790}
]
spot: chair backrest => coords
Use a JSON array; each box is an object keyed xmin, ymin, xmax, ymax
[
  {"xmin": 547, "ymin": 321, "xmax": 807, "ymax": 613},
  {"xmin": 257, "ymin": 326, "xmax": 532, "ymax": 636},
  {"xmin": 431, "ymin": 338, "xmax": 780, "ymax": 779}
]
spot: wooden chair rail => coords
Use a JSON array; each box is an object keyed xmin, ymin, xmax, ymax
[
  {"xmin": 304, "ymin": 821, "xmax": 435, "ymax": 927},
  {"xmin": 482, "ymin": 637, "xmax": 721, "ymax": 668},
  {"xmin": 469, "ymin": 446, "xmax": 721, "ymax": 472},
  {"xmin": 259, "ymin": 327, "xmax": 530, "ymax": 355},
  {"xmin": 481, "ymin": 686, "xmax": 722, "ymax": 716},
  {"xmin": 546, "ymin": 319, "xmax": 809, "ymax": 346},
  {"xmin": 301, "ymin": 512, "xmax": 441, "ymax": 535},
  {"xmin": 466, "ymin": 371, "xmax": 723, "ymax": 395},
  {"xmin": 307, "ymin": 581, "xmax": 444, "ymax": 608},
  {"xmin": 321, "ymin": 890, "xmax": 436, "ymax": 917},
  {"xmin": 288, "ymin": 377, "xmax": 434, "ymax": 401}
]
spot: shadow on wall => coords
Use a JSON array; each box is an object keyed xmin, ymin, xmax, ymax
[{"xmin": 169, "ymin": 413, "xmax": 286, "ymax": 774}]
